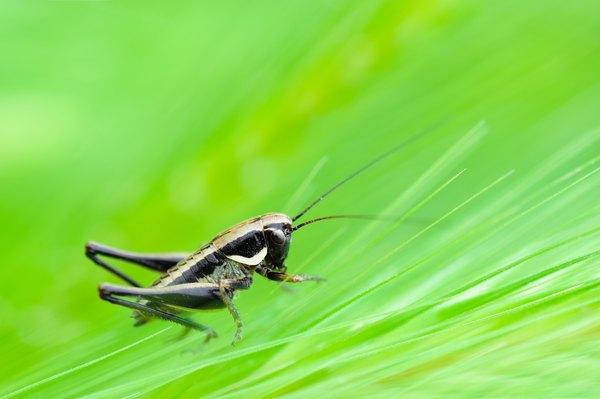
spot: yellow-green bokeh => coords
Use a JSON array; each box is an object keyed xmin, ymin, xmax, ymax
[{"xmin": 1, "ymin": 1, "xmax": 599, "ymax": 397}]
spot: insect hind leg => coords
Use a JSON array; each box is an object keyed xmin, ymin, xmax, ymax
[
  {"xmin": 99, "ymin": 283, "xmax": 218, "ymax": 342},
  {"xmin": 86, "ymin": 241, "xmax": 188, "ymax": 287}
]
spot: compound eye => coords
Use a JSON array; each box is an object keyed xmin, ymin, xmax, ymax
[{"xmin": 269, "ymin": 229, "xmax": 286, "ymax": 245}]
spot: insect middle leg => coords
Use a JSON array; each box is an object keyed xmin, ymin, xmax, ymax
[
  {"xmin": 99, "ymin": 282, "xmax": 219, "ymax": 341},
  {"xmin": 218, "ymin": 278, "xmax": 253, "ymax": 345},
  {"xmin": 86, "ymin": 241, "xmax": 188, "ymax": 287}
]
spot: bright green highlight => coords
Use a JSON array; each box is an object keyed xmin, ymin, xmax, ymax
[{"xmin": 0, "ymin": 1, "xmax": 598, "ymax": 398}]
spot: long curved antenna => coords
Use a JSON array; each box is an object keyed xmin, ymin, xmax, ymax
[
  {"xmin": 291, "ymin": 125, "xmax": 440, "ymax": 222},
  {"xmin": 292, "ymin": 214, "xmax": 394, "ymax": 231}
]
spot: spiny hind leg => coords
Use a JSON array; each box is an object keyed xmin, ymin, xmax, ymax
[
  {"xmin": 86, "ymin": 241, "xmax": 188, "ymax": 286},
  {"xmin": 99, "ymin": 283, "xmax": 218, "ymax": 342}
]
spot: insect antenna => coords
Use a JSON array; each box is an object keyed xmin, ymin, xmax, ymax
[
  {"xmin": 292, "ymin": 214, "xmax": 395, "ymax": 231},
  {"xmin": 291, "ymin": 125, "xmax": 440, "ymax": 223}
]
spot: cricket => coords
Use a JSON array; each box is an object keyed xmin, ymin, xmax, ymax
[{"xmin": 86, "ymin": 133, "xmax": 427, "ymax": 345}]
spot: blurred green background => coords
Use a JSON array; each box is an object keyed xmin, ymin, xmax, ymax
[{"xmin": 1, "ymin": 1, "xmax": 599, "ymax": 398}]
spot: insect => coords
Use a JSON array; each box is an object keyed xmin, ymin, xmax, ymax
[{"xmin": 87, "ymin": 132, "xmax": 428, "ymax": 344}]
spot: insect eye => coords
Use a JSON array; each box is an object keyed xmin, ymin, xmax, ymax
[{"xmin": 269, "ymin": 229, "xmax": 286, "ymax": 245}]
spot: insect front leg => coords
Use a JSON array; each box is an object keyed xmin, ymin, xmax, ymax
[
  {"xmin": 257, "ymin": 268, "xmax": 325, "ymax": 283},
  {"xmin": 99, "ymin": 283, "xmax": 219, "ymax": 342}
]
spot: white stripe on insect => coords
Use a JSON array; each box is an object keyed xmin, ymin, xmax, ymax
[{"xmin": 227, "ymin": 247, "xmax": 267, "ymax": 266}]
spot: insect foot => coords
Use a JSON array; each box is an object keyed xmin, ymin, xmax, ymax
[
  {"xmin": 231, "ymin": 329, "xmax": 244, "ymax": 346},
  {"xmin": 290, "ymin": 274, "xmax": 326, "ymax": 283}
]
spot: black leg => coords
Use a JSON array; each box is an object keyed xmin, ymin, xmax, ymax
[
  {"xmin": 99, "ymin": 282, "xmax": 225, "ymax": 309},
  {"xmin": 99, "ymin": 283, "xmax": 218, "ymax": 341},
  {"xmin": 99, "ymin": 278, "xmax": 253, "ymax": 343},
  {"xmin": 86, "ymin": 241, "xmax": 188, "ymax": 287}
]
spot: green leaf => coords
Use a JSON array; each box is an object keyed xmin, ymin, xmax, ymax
[{"xmin": 1, "ymin": 1, "xmax": 598, "ymax": 398}]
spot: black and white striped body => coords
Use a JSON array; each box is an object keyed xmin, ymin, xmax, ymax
[
  {"xmin": 135, "ymin": 213, "xmax": 292, "ymax": 320},
  {"xmin": 92, "ymin": 135, "xmax": 424, "ymax": 343},
  {"xmin": 156, "ymin": 212, "xmax": 291, "ymax": 288}
]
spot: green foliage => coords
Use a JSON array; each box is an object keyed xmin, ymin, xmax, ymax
[{"xmin": 1, "ymin": 1, "xmax": 598, "ymax": 398}]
